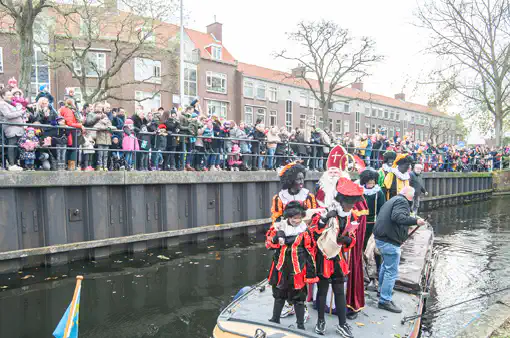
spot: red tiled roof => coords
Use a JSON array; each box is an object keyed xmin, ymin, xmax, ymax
[
  {"xmin": 238, "ymin": 62, "xmax": 448, "ymax": 117},
  {"xmin": 185, "ymin": 28, "xmax": 236, "ymax": 64}
]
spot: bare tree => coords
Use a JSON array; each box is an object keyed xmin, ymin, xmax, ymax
[
  {"xmin": 416, "ymin": 0, "xmax": 510, "ymax": 146},
  {"xmin": 0, "ymin": 0, "xmax": 53, "ymax": 98},
  {"xmin": 42, "ymin": 0, "xmax": 178, "ymax": 104},
  {"xmin": 275, "ymin": 20, "xmax": 382, "ymax": 122}
]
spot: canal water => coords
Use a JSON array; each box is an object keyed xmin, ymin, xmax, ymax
[{"xmin": 0, "ymin": 196, "xmax": 509, "ymax": 338}]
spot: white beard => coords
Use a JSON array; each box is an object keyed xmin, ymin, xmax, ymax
[{"xmin": 317, "ymin": 173, "xmax": 339, "ymax": 207}]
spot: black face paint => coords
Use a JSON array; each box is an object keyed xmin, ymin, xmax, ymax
[
  {"xmin": 289, "ymin": 172, "xmax": 305, "ymax": 194},
  {"xmin": 398, "ymin": 163, "xmax": 410, "ymax": 174}
]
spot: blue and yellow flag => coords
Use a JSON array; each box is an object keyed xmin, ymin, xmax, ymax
[{"xmin": 53, "ymin": 276, "xmax": 82, "ymax": 338}]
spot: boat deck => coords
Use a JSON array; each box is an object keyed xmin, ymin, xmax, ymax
[{"xmin": 218, "ymin": 281, "xmax": 420, "ymax": 337}]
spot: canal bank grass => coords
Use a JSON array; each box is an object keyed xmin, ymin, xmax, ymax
[{"xmin": 490, "ymin": 318, "xmax": 510, "ymax": 338}]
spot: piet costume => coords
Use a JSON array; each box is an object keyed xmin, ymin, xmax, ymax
[
  {"xmin": 359, "ymin": 169, "xmax": 386, "ymax": 248},
  {"xmin": 310, "ymin": 177, "xmax": 363, "ymax": 336},
  {"xmin": 383, "ymin": 153, "xmax": 413, "ymax": 200},
  {"xmin": 270, "ymin": 162, "xmax": 317, "ymax": 224},
  {"xmin": 378, "ymin": 151, "xmax": 397, "ymax": 187},
  {"xmin": 266, "ymin": 201, "xmax": 318, "ymax": 330}
]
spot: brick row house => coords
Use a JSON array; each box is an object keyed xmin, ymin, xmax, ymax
[{"xmin": 0, "ymin": 6, "xmax": 458, "ymax": 143}]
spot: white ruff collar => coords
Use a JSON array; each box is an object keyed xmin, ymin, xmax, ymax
[
  {"xmin": 382, "ymin": 163, "xmax": 392, "ymax": 173},
  {"xmin": 329, "ymin": 201, "xmax": 352, "ymax": 218},
  {"xmin": 277, "ymin": 220, "xmax": 307, "ymax": 237},
  {"xmin": 364, "ymin": 185, "xmax": 381, "ymax": 196},
  {"xmin": 279, "ymin": 188, "xmax": 310, "ymax": 205},
  {"xmin": 391, "ymin": 167, "xmax": 410, "ymax": 181}
]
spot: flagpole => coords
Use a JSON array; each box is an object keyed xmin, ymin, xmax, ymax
[{"xmin": 63, "ymin": 275, "xmax": 83, "ymax": 338}]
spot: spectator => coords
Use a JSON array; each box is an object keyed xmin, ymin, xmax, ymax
[
  {"xmin": 252, "ymin": 121, "xmax": 266, "ymax": 171},
  {"xmin": 121, "ymin": 119, "xmax": 139, "ymax": 170},
  {"xmin": 94, "ymin": 109, "xmax": 116, "ymax": 171},
  {"xmin": 0, "ymin": 87, "xmax": 25, "ymax": 171},
  {"xmin": 59, "ymin": 98, "xmax": 84, "ymax": 171},
  {"xmin": 35, "ymin": 85, "xmax": 54, "ymax": 107},
  {"xmin": 64, "ymin": 88, "xmax": 79, "ymax": 110},
  {"xmin": 31, "ymin": 97, "xmax": 57, "ymax": 125},
  {"xmin": 164, "ymin": 109, "xmax": 180, "ymax": 171},
  {"xmin": 266, "ymin": 125, "xmax": 280, "ymax": 170},
  {"xmin": 154, "ymin": 124, "xmax": 168, "ymax": 170}
]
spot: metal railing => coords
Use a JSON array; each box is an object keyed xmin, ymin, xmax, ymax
[{"xmin": 0, "ymin": 121, "xmax": 508, "ymax": 172}]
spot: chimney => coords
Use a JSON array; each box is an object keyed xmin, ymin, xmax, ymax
[
  {"xmin": 207, "ymin": 22, "xmax": 223, "ymax": 42},
  {"xmin": 395, "ymin": 93, "xmax": 405, "ymax": 101},
  {"xmin": 351, "ymin": 82, "xmax": 363, "ymax": 91}
]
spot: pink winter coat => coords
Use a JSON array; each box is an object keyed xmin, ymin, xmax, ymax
[{"xmin": 122, "ymin": 133, "xmax": 140, "ymax": 151}]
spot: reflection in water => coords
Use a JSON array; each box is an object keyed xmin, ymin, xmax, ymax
[
  {"xmin": 0, "ymin": 196, "xmax": 509, "ymax": 338},
  {"xmin": 423, "ymin": 196, "xmax": 510, "ymax": 338}
]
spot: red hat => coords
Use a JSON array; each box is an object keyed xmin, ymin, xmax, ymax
[
  {"xmin": 336, "ymin": 177, "xmax": 363, "ymax": 196},
  {"xmin": 158, "ymin": 124, "xmax": 167, "ymax": 129},
  {"xmin": 327, "ymin": 145, "xmax": 348, "ymax": 170}
]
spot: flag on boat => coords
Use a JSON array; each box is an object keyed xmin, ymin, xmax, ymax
[{"xmin": 53, "ymin": 276, "xmax": 83, "ymax": 338}]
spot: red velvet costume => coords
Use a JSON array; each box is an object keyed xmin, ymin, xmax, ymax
[{"xmin": 347, "ymin": 198, "xmax": 369, "ymax": 312}]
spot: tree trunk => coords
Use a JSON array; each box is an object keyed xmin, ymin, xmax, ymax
[
  {"xmin": 494, "ymin": 114, "xmax": 502, "ymax": 147},
  {"xmin": 321, "ymin": 105, "xmax": 329, "ymax": 129},
  {"xmin": 17, "ymin": 22, "xmax": 35, "ymax": 99}
]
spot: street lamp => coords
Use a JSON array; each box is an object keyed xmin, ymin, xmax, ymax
[{"xmin": 179, "ymin": 0, "xmax": 185, "ymax": 108}]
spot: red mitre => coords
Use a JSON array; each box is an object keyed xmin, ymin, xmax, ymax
[
  {"xmin": 336, "ymin": 177, "xmax": 363, "ymax": 196},
  {"xmin": 327, "ymin": 145, "xmax": 348, "ymax": 170}
]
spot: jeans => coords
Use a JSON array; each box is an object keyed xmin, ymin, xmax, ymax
[
  {"xmin": 96, "ymin": 145, "xmax": 109, "ymax": 167},
  {"xmin": 154, "ymin": 151, "xmax": 163, "ymax": 168},
  {"xmin": 412, "ymin": 195, "xmax": 421, "ymax": 214},
  {"xmin": 376, "ymin": 239, "xmax": 401, "ymax": 304},
  {"xmin": 124, "ymin": 152, "xmax": 133, "ymax": 166},
  {"xmin": 266, "ymin": 147, "xmax": 276, "ymax": 169}
]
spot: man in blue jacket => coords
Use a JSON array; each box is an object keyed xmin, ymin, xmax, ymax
[{"xmin": 372, "ymin": 186, "xmax": 426, "ymax": 313}]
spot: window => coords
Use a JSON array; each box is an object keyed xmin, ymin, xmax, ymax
[
  {"xmin": 270, "ymin": 110, "xmax": 277, "ymax": 126},
  {"xmin": 184, "ymin": 64, "xmax": 197, "ymax": 97},
  {"xmin": 319, "ymin": 117, "xmax": 324, "ymax": 129},
  {"xmin": 206, "ymin": 71, "xmax": 227, "ymax": 94},
  {"xmin": 365, "ymin": 123, "xmax": 370, "ymax": 134},
  {"xmin": 384, "ymin": 109, "xmax": 389, "ymax": 119},
  {"xmin": 135, "ymin": 58, "xmax": 161, "ymax": 84},
  {"xmin": 333, "ymin": 102, "xmax": 343, "ymax": 112},
  {"xmin": 269, "ymin": 86, "xmax": 278, "ymax": 102},
  {"xmin": 256, "ymin": 108, "xmax": 266, "ymax": 124},
  {"xmin": 335, "ymin": 120, "xmax": 342, "ymax": 134},
  {"xmin": 355, "ymin": 111, "xmax": 360, "ymax": 133},
  {"xmin": 135, "ymin": 91, "xmax": 161, "ymax": 113},
  {"xmin": 286, "ymin": 100, "xmax": 293, "ymax": 131},
  {"xmin": 371, "ymin": 108, "xmax": 377, "ymax": 117},
  {"xmin": 31, "ymin": 47, "xmax": 50, "ymax": 101},
  {"xmin": 300, "ymin": 92, "xmax": 307, "ymax": 107},
  {"xmin": 211, "ymin": 46, "xmax": 222, "ymax": 60},
  {"xmin": 329, "ymin": 102, "xmax": 334, "ymax": 111},
  {"xmin": 344, "ymin": 102, "xmax": 350, "ymax": 113},
  {"xmin": 309, "ymin": 97, "xmax": 317, "ymax": 109},
  {"xmin": 300, "ymin": 114, "xmax": 306, "ymax": 129},
  {"xmin": 390, "ymin": 111, "xmax": 395, "ymax": 120},
  {"xmin": 256, "ymin": 83, "xmax": 266, "ymax": 100},
  {"xmin": 378, "ymin": 109, "xmax": 383, "ymax": 118},
  {"xmin": 389, "ymin": 127, "xmax": 394, "ymax": 138},
  {"xmin": 395, "ymin": 111, "xmax": 400, "ymax": 121},
  {"xmin": 343, "ymin": 120, "xmax": 350, "ymax": 133},
  {"xmin": 244, "ymin": 106, "xmax": 253, "ymax": 125},
  {"xmin": 244, "ymin": 81, "xmax": 254, "ymax": 98},
  {"xmin": 80, "ymin": 17, "xmax": 99, "ymax": 37},
  {"xmin": 328, "ymin": 118, "xmax": 333, "ymax": 131},
  {"xmin": 74, "ymin": 52, "xmax": 106, "ymax": 78},
  {"xmin": 0, "ymin": 47, "xmax": 4, "ymax": 73},
  {"xmin": 286, "ymin": 100, "xmax": 293, "ymax": 114},
  {"xmin": 371, "ymin": 124, "xmax": 376, "ymax": 134},
  {"xmin": 207, "ymin": 100, "xmax": 228, "ymax": 118},
  {"xmin": 365, "ymin": 107, "xmax": 370, "ymax": 117}
]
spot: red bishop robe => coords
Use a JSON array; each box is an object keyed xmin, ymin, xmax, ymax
[{"xmin": 346, "ymin": 197, "xmax": 369, "ymax": 312}]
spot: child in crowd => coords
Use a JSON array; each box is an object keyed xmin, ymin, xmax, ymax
[
  {"xmin": 18, "ymin": 127, "xmax": 39, "ymax": 171},
  {"xmin": 138, "ymin": 124, "xmax": 152, "ymax": 171},
  {"xmin": 267, "ymin": 201, "xmax": 316, "ymax": 330},
  {"xmin": 193, "ymin": 118, "xmax": 206, "ymax": 171},
  {"xmin": 109, "ymin": 134, "xmax": 124, "ymax": 171},
  {"xmin": 52, "ymin": 116, "xmax": 68, "ymax": 171},
  {"xmin": 227, "ymin": 144, "xmax": 242, "ymax": 171},
  {"xmin": 154, "ymin": 124, "xmax": 167, "ymax": 170},
  {"xmin": 80, "ymin": 130, "xmax": 95, "ymax": 171},
  {"xmin": 95, "ymin": 111, "xmax": 116, "ymax": 171},
  {"xmin": 122, "ymin": 119, "xmax": 139, "ymax": 170}
]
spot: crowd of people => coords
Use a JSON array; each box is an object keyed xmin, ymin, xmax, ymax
[
  {"xmin": 264, "ymin": 148, "xmax": 427, "ymax": 337},
  {"xmin": 0, "ymin": 78, "xmax": 508, "ymax": 172}
]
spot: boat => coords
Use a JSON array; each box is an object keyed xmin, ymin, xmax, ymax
[{"xmin": 213, "ymin": 225, "xmax": 435, "ymax": 338}]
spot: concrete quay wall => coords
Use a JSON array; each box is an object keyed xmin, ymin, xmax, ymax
[{"xmin": 0, "ymin": 171, "xmax": 492, "ymax": 272}]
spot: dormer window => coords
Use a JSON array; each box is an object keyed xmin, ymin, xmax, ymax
[{"xmin": 212, "ymin": 46, "xmax": 222, "ymax": 60}]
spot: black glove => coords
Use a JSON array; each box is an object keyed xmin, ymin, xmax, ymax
[
  {"xmin": 322, "ymin": 209, "xmax": 337, "ymax": 223},
  {"xmin": 338, "ymin": 236, "xmax": 352, "ymax": 246}
]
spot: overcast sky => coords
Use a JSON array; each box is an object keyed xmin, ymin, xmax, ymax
[{"xmin": 182, "ymin": 0, "xmax": 445, "ymax": 109}]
